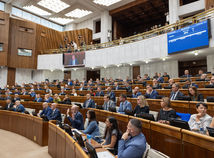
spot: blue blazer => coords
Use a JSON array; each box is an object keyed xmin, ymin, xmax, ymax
[
  {"xmin": 35, "ymin": 97, "xmax": 43, "ymax": 102},
  {"xmin": 14, "ymin": 104, "xmax": 25, "ymax": 113},
  {"xmin": 95, "ymin": 91, "xmax": 104, "ymax": 96},
  {"xmin": 170, "ymin": 91, "xmax": 184, "ymax": 100},
  {"xmin": 68, "ymin": 81, "xmax": 73, "ymax": 86},
  {"xmin": 45, "ymin": 97, "xmax": 53, "ymax": 103},
  {"xmin": 132, "ymin": 92, "xmax": 142, "ymax": 98},
  {"xmin": 118, "ymin": 100, "xmax": 132, "ymax": 113},
  {"xmin": 67, "ymin": 111, "xmax": 84, "ymax": 130},
  {"xmin": 145, "ymin": 90, "xmax": 159, "ymax": 99},
  {"xmin": 157, "ymin": 77, "xmax": 164, "ymax": 83},
  {"xmin": 47, "ymin": 108, "xmax": 62, "ymax": 122},
  {"xmin": 118, "ymin": 133, "xmax": 146, "ymax": 158},
  {"xmin": 83, "ymin": 120, "xmax": 100, "ymax": 142},
  {"xmin": 83, "ymin": 99, "xmax": 95, "ymax": 108},
  {"xmin": 107, "ymin": 91, "xmax": 116, "ymax": 102},
  {"xmin": 40, "ymin": 106, "xmax": 52, "ymax": 117}
]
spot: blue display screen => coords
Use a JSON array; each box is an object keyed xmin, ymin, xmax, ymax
[{"xmin": 167, "ymin": 20, "xmax": 209, "ymax": 54}]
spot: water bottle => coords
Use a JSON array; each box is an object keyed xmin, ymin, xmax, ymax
[
  {"xmin": 87, "ymin": 134, "xmax": 92, "ymax": 144},
  {"xmin": 199, "ymin": 124, "xmax": 204, "ymax": 134}
]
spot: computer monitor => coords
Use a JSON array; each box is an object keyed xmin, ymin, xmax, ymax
[
  {"xmin": 207, "ymin": 127, "xmax": 214, "ymax": 137},
  {"xmin": 170, "ymin": 119, "xmax": 190, "ymax": 130},
  {"xmin": 136, "ymin": 113, "xmax": 155, "ymax": 121},
  {"xmin": 85, "ymin": 141, "xmax": 98, "ymax": 158},
  {"xmin": 74, "ymin": 130, "xmax": 85, "ymax": 147}
]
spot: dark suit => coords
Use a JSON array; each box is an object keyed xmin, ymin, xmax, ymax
[
  {"xmin": 40, "ymin": 106, "xmax": 52, "ymax": 117},
  {"xmin": 157, "ymin": 77, "xmax": 164, "ymax": 83},
  {"xmin": 34, "ymin": 97, "xmax": 43, "ymax": 102},
  {"xmin": 47, "ymin": 108, "xmax": 62, "ymax": 122},
  {"xmin": 153, "ymin": 84, "xmax": 162, "ymax": 89},
  {"xmin": 4, "ymin": 103, "xmax": 14, "ymax": 110},
  {"xmin": 170, "ymin": 91, "xmax": 184, "ymax": 100},
  {"xmin": 67, "ymin": 111, "xmax": 84, "ymax": 130},
  {"xmin": 107, "ymin": 91, "xmax": 116, "ymax": 102},
  {"xmin": 83, "ymin": 99, "xmax": 95, "ymax": 108},
  {"xmin": 183, "ymin": 83, "xmax": 198, "ymax": 89},
  {"xmin": 125, "ymin": 86, "xmax": 132, "ymax": 93},
  {"xmin": 182, "ymin": 75, "xmax": 192, "ymax": 78},
  {"xmin": 190, "ymin": 93, "xmax": 204, "ymax": 102},
  {"xmin": 95, "ymin": 91, "xmax": 104, "ymax": 96},
  {"xmin": 145, "ymin": 90, "xmax": 159, "ymax": 99}
]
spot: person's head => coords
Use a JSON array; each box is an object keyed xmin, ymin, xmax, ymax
[
  {"xmin": 188, "ymin": 86, "xmax": 198, "ymax": 96},
  {"xmin": 51, "ymin": 103, "xmax": 57, "ymax": 110},
  {"xmin": 42, "ymin": 102, "xmax": 48, "ymax": 109},
  {"xmin": 168, "ymin": 79, "xmax": 175, "ymax": 85},
  {"xmin": 105, "ymin": 117, "xmax": 118, "ymax": 131},
  {"xmin": 86, "ymin": 93, "xmax": 91, "ymax": 100},
  {"xmin": 171, "ymin": 83, "xmax": 179, "ymax": 92},
  {"xmin": 15, "ymin": 100, "xmax": 21, "ymax": 106},
  {"xmin": 137, "ymin": 95, "xmax": 148, "ymax": 106},
  {"xmin": 71, "ymin": 105, "xmax": 79, "ymax": 114},
  {"xmin": 87, "ymin": 110, "xmax": 96, "ymax": 121},
  {"xmin": 161, "ymin": 97, "xmax": 171, "ymax": 108},
  {"xmin": 196, "ymin": 102, "xmax": 207, "ymax": 116},
  {"xmin": 104, "ymin": 94, "xmax": 110, "ymax": 102},
  {"xmin": 146, "ymin": 84, "xmax": 153, "ymax": 92},
  {"xmin": 14, "ymin": 94, "xmax": 19, "ymax": 98},
  {"xmin": 72, "ymin": 89, "xmax": 76, "ymax": 93},
  {"xmin": 211, "ymin": 76, "xmax": 214, "ymax": 84},
  {"xmin": 186, "ymin": 79, "xmax": 192, "ymax": 85},
  {"xmin": 184, "ymin": 70, "xmax": 189, "ymax": 75},
  {"xmin": 97, "ymin": 86, "xmax": 101, "ymax": 92},
  {"xmin": 164, "ymin": 72, "xmax": 167, "ymax": 76},
  {"xmin": 6, "ymin": 99, "xmax": 11, "ymax": 104},
  {"xmin": 158, "ymin": 73, "xmax": 161, "ymax": 77},
  {"xmin": 119, "ymin": 94, "xmax": 127, "ymax": 102},
  {"xmin": 114, "ymin": 82, "xmax": 118, "ymax": 86},
  {"xmin": 106, "ymin": 86, "xmax": 111, "ymax": 92},
  {"xmin": 127, "ymin": 119, "xmax": 142, "ymax": 137},
  {"xmin": 201, "ymin": 74, "xmax": 207, "ymax": 79},
  {"xmin": 153, "ymin": 79, "xmax": 158, "ymax": 85},
  {"xmin": 198, "ymin": 69, "xmax": 203, "ymax": 75}
]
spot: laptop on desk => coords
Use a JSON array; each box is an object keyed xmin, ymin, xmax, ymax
[
  {"xmin": 207, "ymin": 127, "xmax": 214, "ymax": 137},
  {"xmin": 170, "ymin": 119, "xmax": 190, "ymax": 130}
]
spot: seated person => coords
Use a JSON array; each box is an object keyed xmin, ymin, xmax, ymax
[
  {"xmin": 170, "ymin": 84, "xmax": 184, "ymax": 100},
  {"xmin": 83, "ymin": 110, "xmax": 100, "ymax": 142},
  {"xmin": 157, "ymin": 73, "xmax": 164, "ymax": 83},
  {"xmin": 199, "ymin": 74, "xmax": 210, "ymax": 81},
  {"xmin": 209, "ymin": 76, "xmax": 214, "ymax": 86},
  {"xmin": 208, "ymin": 118, "xmax": 214, "ymax": 135},
  {"xmin": 152, "ymin": 79, "xmax": 162, "ymax": 89},
  {"xmin": 157, "ymin": 97, "xmax": 177, "ymax": 124},
  {"xmin": 182, "ymin": 69, "xmax": 192, "ymax": 78},
  {"xmin": 95, "ymin": 86, "xmax": 105, "ymax": 96},
  {"xmin": 163, "ymin": 72, "xmax": 170, "ymax": 80},
  {"xmin": 53, "ymin": 94, "xmax": 61, "ymax": 103},
  {"xmin": 167, "ymin": 79, "xmax": 175, "ymax": 88},
  {"xmin": 44, "ymin": 94, "xmax": 53, "ymax": 103},
  {"xmin": 118, "ymin": 94, "xmax": 132, "ymax": 113},
  {"xmin": 143, "ymin": 74, "xmax": 150, "ymax": 80},
  {"xmin": 36, "ymin": 85, "xmax": 43, "ymax": 90},
  {"xmin": 195, "ymin": 69, "xmax": 204, "ymax": 77},
  {"xmin": 13, "ymin": 89, "xmax": 20, "ymax": 95},
  {"xmin": 3, "ymin": 99, "xmax": 14, "ymax": 110},
  {"xmin": 59, "ymin": 88, "xmax": 66, "ymax": 95},
  {"xmin": 62, "ymin": 94, "xmax": 71, "ymax": 104},
  {"xmin": 183, "ymin": 79, "xmax": 198, "ymax": 89},
  {"xmin": 67, "ymin": 78, "xmax": 73, "ymax": 86},
  {"xmin": 188, "ymin": 102, "xmax": 212, "ymax": 133},
  {"xmin": 66, "ymin": 105, "xmax": 84, "ymax": 130},
  {"xmin": 132, "ymin": 87, "xmax": 142, "ymax": 98},
  {"xmin": 71, "ymin": 89, "xmax": 77, "ymax": 96},
  {"xmin": 29, "ymin": 89, "xmax": 36, "ymax": 97},
  {"xmin": 145, "ymin": 84, "xmax": 159, "ymax": 99},
  {"xmin": 21, "ymin": 88, "xmax": 28, "ymax": 95},
  {"xmin": 188, "ymin": 86, "xmax": 204, "ymax": 101},
  {"xmin": 113, "ymin": 82, "xmax": 122, "ymax": 90},
  {"xmin": 79, "ymin": 83, "xmax": 85, "ymax": 91},
  {"xmin": 34, "ymin": 94, "xmax": 43, "ymax": 102},
  {"xmin": 13, "ymin": 100, "xmax": 25, "ymax": 113},
  {"xmin": 83, "ymin": 94, "xmax": 95, "ymax": 108},
  {"xmin": 47, "ymin": 103, "xmax": 62, "ymax": 122},
  {"xmin": 124, "ymin": 82, "xmax": 132, "ymax": 93},
  {"xmin": 153, "ymin": 72, "xmax": 158, "ymax": 79},
  {"xmin": 89, "ymin": 89, "xmax": 96, "ymax": 96},
  {"xmin": 133, "ymin": 95, "xmax": 149, "ymax": 115},
  {"xmin": 118, "ymin": 119, "xmax": 146, "ymax": 158},
  {"xmin": 13, "ymin": 94, "xmax": 21, "ymax": 103},
  {"xmin": 106, "ymin": 87, "xmax": 116, "ymax": 102},
  {"xmin": 103, "ymin": 95, "xmax": 116, "ymax": 111},
  {"xmin": 39, "ymin": 102, "xmax": 52, "ymax": 118},
  {"xmin": 44, "ymin": 85, "xmax": 52, "ymax": 94},
  {"xmin": 101, "ymin": 117, "xmax": 120, "ymax": 154}
]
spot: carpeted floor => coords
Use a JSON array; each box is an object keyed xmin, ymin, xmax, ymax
[{"xmin": 0, "ymin": 129, "xmax": 52, "ymax": 158}]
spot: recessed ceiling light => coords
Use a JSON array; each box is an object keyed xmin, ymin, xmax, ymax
[
  {"xmin": 93, "ymin": 0, "xmax": 122, "ymax": 6},
  {"xmin": 38, "ymin": 0, "xmax": 70, "ymax": 13},
  {"xmin": 49, "ymin": 17, "xmax": 73, "ymax": 25},
  {"xmin": 162, "ymin": 58, "xmax": 166, "ymax": 61},
  {"xmin": 23, "ymin": 5, "xmax": 51, "ymax": 16},
  {"xmin": 65, "ymin": 8, "xmax": 92, "ymax": 18}
]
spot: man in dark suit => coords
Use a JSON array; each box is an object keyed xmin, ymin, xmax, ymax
[
  {"xmin": 145, "ymin": 84, "xmax": 159, "ymax": 99},
  {"xmin": 83, "ymin": 94, "xmax": 95, "ymax": 108},
  {"xmin": 66, "ymin": 105, "xmax": 84, "ymax": 130},
  {"xmin": 170, "ymin": 83, "xmax": 184, "ymax": 100},
  {"xmin": 106, "ymin": 87, "xmax": 116, "ymax": 102},
  {"xmin": 182, "ymin": 70, "xmax": 192, "ymax": 78},
  {"xmin": 182, "ymin": 79, "xmax": 198, "ymax": 89},
  {"xmin": 4, "ymin": 99, "xmax": 14, "ymax": 110},
  {"xmin": 13, "ymin": 94, "xmax": 21, "ymax": 103},
  {"xmin": 113, "ymin": 82, "xmax": 121, "ymax": 90},
  {"xmin": 132, "ymin": 87, "xmax": 142, "ymax": 98},
  {"xmin": 13, "ymin": 100, "xmax": 25, "ymax": 113},
  {"xmin": 95, "ymin": 86, "xmax": 104, "ymax": 96},
  {"xmin": 195, "ymin": 69, "xmax": 203, "ymax": 77},
  {"xmin": 34, "ymin": 94, "xmax": 43, "ymax": 102},
  {"xmin": 47, "ymin": 103, "xmax": 62, "ymax": 122},
  {"xmin": 125, "ymin": 82, "xmax": 132, "ymax": 93},
  {"xmin": 157, "ymin": 73, "xmax": 164, "ymax": 83},
  {"xmin": 39, "ymin": 102, "xmax": 52, "ymax": 118}
]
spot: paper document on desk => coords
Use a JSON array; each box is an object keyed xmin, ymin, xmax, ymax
[{"xmin": 97, "ymin": 151, "xmax": 115, "ymax": 158}]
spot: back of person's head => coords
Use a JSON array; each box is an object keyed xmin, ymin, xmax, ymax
[
  {"xmin": 88, "ymin": 110, "xmax": 96, "ymax": 121},
  {"xmin": 130, "ymin": 119, "xmax": 142, "ymax": 133}
]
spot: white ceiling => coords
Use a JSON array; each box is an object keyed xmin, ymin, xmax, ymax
[{"xmin": 2, "ymin": 0, "xmax": 135, "ymax": 25}]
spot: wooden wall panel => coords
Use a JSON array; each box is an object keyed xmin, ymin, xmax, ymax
[
  {"xmin": 0, "ymin": 11, "xmax": 9, "ymax": 66},
  {"xmin": 35, "ymin": 25, "xmax": 92, "ymax": 54},
  {"xmin": 8, "ymin": 18, "xmax": 37, "ymax": 69},
  {"xmin": 7, "ymin": 67, "xmax": 15, "ymax": 86},
  {"xmin": 205, "ymin": 0, "xmax": 214, "ymax": 10}
]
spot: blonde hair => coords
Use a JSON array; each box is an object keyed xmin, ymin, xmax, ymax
[
  {"xmin": 162, "ymin": 97, "xmax": 171, "ymax": 108},
  {"xmin": 138, "ymin": 95, "xmax": 149, "ymax": 107}
]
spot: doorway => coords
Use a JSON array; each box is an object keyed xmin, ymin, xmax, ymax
[
  {"xmin": 133, "ymin": 66, "xmax": 140, "ymax": 79},
  {"xmin": 87, "ymin": 70, "xmax": 100, "ymax": 81}
]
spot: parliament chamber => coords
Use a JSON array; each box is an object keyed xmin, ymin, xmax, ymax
[{"xmin": 1, "ymin": 0, "xmax": 214, "ymax": 158}]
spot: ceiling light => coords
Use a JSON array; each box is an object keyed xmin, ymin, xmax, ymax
[
  {"xmin": 38, "ymin": 0, "xmax": 69, "ymax": 13},
  {"xmin": 92, "ymin": 67, "xmax": 94, "ymax": 70},
  {"xmin": 104, "ymin": 66, "xmax": 107, "ymax": 69},
  {"xmin": 65, "ymin": 9, "xmax": 92, "ymax": 18},
  {"xmin": 50, "ymin": 69, "xmax": 54, "ymax": 72},
  {"xmin": 93, "ymin": 0, "xmax": 121, "ymax": 6},
  {"xmin": 145, "ymin": 60, "xmax": 149, "ymax": 64},
  {"xmin": 117, "ymin": 64, "xmax": 120, "ymax": 67},
  {"xmin": 194, "ymin": 52, "xmax": 198, "ymax": 56},
  {"xmin": 130, "ymin": 63, "xmax": 133, "ymax": 66},
  {"xmin": 23, "ymin": 5, "xmax": 51, "ymax": 16},
  {"xmin": 162, "ymin": 58, "xmax": 166, "ymax": 61},
  {"xmin": 49, "ymin": 17, "xmax": 73, "ymax": 25}
]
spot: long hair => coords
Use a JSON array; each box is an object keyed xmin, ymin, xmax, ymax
[
  {"xmin": 162, "ymin": 97, "xmax": 171, "ymax": 108},
  {"xmin": 104, "ymin": 117, "xmax": 119, "ymax": 138},
  {"xmin": 88, "ymin": 110, "xmax": 96, "ymax": 122},
  {"xmin": 188, "ymin": 86, "xmax": 198, "ymax": 97},
  {"xmin": 138, "ymin": 95, "xmax": 149, "ymax": 107}
]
